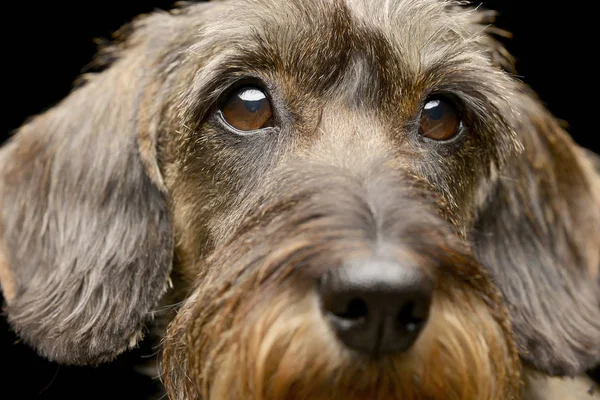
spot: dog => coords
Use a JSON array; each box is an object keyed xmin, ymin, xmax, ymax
[{"xmin": 1, "ymin": 0, "xmax": 599, "ymax": 399}]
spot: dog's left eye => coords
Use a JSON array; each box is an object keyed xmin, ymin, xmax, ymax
[
  {"xmin": 419, "ymin": 97, "xmax": 461, "ymax": 141},
  {"xmin": 220, "ymin": 86, "xmax": 273, "ymax": 132}
]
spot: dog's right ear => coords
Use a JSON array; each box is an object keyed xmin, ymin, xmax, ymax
[{"xmin": 0, "ymin": 13, "xmax": 176, "ymax": 365}]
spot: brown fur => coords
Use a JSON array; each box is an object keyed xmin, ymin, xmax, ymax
[{"xmin": 1, "ymin": 1, "xmax": 599, "ymax": 399}]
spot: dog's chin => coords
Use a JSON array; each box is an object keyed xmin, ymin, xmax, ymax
[{"xmin": 164, "ymin": 281, "xmax": 521, "ymax": 400}]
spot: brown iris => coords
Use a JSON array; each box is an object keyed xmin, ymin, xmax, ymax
[
  {"xmin": 221, "ymin": 86, "xmax": 273, "ymax": 132},
  {"xmin": 419, "ymin": 97, "xmax": 461, "ymax": 141}
]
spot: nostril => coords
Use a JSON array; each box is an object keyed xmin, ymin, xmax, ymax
[{"xmin": 332, "ymin": 297, "xmax": 368, "ymax": 321}]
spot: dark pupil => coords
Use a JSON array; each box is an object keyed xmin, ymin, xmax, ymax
[
  {"xmin": 244, "ymin": 98, "xmax": 263, "ymax": 113},
  {"xmin": 424, "ymin": 100, "xmax": 444, "ymax": 120}
]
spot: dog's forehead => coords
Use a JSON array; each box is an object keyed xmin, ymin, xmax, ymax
[
  {"xmin": 185, "ymin": 0, "xmax": 491, "ymax": 104},
  {"xmin": 201, "ymin": 0, "xmax": 476, "ymax": 44}
]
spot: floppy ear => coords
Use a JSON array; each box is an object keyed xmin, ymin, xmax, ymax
[
  {"xmin": 0, "ymin": 15, "xmax": 174, "ymax": 365},
  {"xmin": 473, "ymin": 89, "xmax": 600, "ymax": 376}
]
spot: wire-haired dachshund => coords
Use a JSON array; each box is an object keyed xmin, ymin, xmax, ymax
[{"xmin": 1, "ymin": 1, "xmax": 599, "ymax": 399}]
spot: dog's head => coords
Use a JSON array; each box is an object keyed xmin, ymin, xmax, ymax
[{"xmin": 1, "ymin": 1, "xmax": 598, "ymax": 399}]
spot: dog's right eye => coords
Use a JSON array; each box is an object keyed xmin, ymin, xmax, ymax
[{"xmin": 220, "ymin": 86, "xmax": 273, "ymax": 132}]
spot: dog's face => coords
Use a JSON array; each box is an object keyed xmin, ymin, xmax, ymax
[{"xmin": 1, "ymin": 1, "xmax": 599, "ymax": 399}]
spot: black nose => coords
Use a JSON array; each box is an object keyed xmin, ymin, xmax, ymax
[{"xmin": 319, "ymin": 258, "xmax": 433, "ymax": 356}]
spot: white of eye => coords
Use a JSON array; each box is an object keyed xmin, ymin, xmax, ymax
[{"xmin": 239, "ymin": 89, "xmax": 267, "ymax": 101}]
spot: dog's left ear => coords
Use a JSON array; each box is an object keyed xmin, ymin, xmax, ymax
[{"xmin": 473, "ymin": 88, "xmax": 600, "ymax": 376}]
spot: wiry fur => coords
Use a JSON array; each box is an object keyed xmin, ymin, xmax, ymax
[{"xmin": 0, "ymin": 0, "xmax": 599, "ymax": 399}]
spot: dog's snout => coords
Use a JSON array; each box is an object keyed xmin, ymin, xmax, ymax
[{"xmin": 319, "ymin": 258, "xmax": 433, "ymax": 356}]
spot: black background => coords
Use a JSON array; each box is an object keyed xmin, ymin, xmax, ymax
[{"xmin": 1, "ymin": 1, "xmax": 597, "ymax": 398}]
